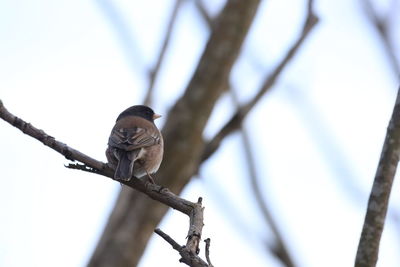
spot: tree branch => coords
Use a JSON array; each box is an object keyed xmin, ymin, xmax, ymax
[
  {"xmin": 154, "ymin": 198, "xmax": 210, "ymax": 267},
  {"xmin": 0, "ymin": 100, "xmax": 111, "ymax": 174},
  {"xmin": 355, "ymin": 87, "xmax": 400, "ymax": 267},
  {"xmin": 0, "ymin": 99, "xmax": 210, "ymax": 266},
  {"xmin": 229, "ymin": 89, "xmax": 296, "ymax": 267},
  {"xmin": 200, "ymin": 0, "xmax": 319, "ymax": 163},
  {"xmin": 204, "ymin": 238, "xmax": 214, "ymax": 267},
  {"xmin": 143, "ymin": 0, "xmax": 184, "ymax": 106},
  {"xmin": 194, "ymin": 0, "xmax": 213, "ymax": 28},
  {"xmin": 362, "ymin": 0, "xmax": 400, "ymax": 78},
  {"xmin": 95, "ymin": 0, "xmax": 145, "ymax": 73},
  {"xmin": 155, "ymin": 228, "xmax": 209, "ymax": 267}
]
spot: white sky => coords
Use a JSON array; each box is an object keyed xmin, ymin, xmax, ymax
[{"xmin": 1, "ymin": 0, "xmax": 400, "ymax": 266}]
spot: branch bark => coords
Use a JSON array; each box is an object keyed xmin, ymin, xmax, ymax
[
  {"xmin": 355, "ymin": 87, "xmax": 400, "ymax": 267},
  {"xmin": 0, "ymin": 99, "xmax": 211, "ymax": 266},
  {"xmin": 154, "ymin": 198, "xmax": 209, "ymax": 267}
]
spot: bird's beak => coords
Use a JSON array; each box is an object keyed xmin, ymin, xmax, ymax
[{"xmin": 153, "ymin": 113, "xmax": 162, "ymax": 120}]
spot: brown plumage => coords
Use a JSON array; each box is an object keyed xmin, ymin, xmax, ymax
[{"xmin": 106, "ymin": 105, "xmax": 163, "ymax": 182}]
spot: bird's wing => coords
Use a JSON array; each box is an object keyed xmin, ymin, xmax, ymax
[{"xmin": 108, "ymin": 127, "xmax": 160, "ymax": 150}]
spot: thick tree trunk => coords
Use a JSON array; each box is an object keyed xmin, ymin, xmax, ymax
[{"xmin": 88, "ymin": 0, "xmax": 261, "ymax": 266}]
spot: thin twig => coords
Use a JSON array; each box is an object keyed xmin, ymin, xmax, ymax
[
  {"xmin": 355, "ymin": 87, "xmax": 400, "ymax": 267},
  {"xmin": 96, "ymin": 0, "xmax": 145, "ymax": 72},
  {"xmin": 154, "ymin": 198, "xmax": 209, "ymax": 267},
  {"xmin": 204, "ymin": 238, "xmax": 214, "ymax": 267},
  {"xmin": 66, "ymin": 163, "xmax": 102, "ymax": 174},
  {"xmin": 155, "ymin": 228, "xmax": 183, "ymax": 251},
  {"xmin": 194, "ymin": 0, "xmax": 213, "ymax": 28},
  {"xmin": 200, "ymin": 0, "xmax": 319, "ymax": 163},
  {"xmin": 143, "ymin": 0, "xmax": 184, "ymax": 106},
  {"xmin": 229, "ymin": 89, "xmax": 295, "ymax": 267},
  {"xmin": 362, "ymin": 0, "xmax": 400, "ymax": 78}
]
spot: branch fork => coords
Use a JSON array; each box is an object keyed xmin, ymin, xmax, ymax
[
  {"xmin": 155, "ymin": 198, "xmax": 212, "ymax": 267},
  {"xmin": 0, "ymin": 99, "xmax": 213, "ymax": 267}
]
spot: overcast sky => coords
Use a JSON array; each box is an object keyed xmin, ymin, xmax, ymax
[{"xmin": 1, "ymin": 0, "xmax": 400, "ymax": 266}]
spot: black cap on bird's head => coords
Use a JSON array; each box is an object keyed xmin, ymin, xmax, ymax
[{"xmin": 116, "ymin": 105, "xmax": 161, "ymax": 122}]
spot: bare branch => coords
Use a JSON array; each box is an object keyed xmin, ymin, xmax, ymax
[
  {"xmin": 143, "ymin": 0, "xmax": 184, "ymax": 106},
  {"xmin": 362, "ymin": 0, "xmax": 400, "ymax": 78},
  {"xmin": 194, "ymin": 0, "xmax": 213, "ymax": 28},
  {"xmin": 0, "ymin": 100, "xmax": 111, "ymax": 174},
  {"xmin": 155, "ymin": 228, "xmax": 183, "ymax": 251},
  {"xmin": 355, "ymin": 87, "xmax": 400, "ymax": 267},
  {"xmin": 204, "ymin": 238, "xmax": 214, "ymax": 267},
  {"xmin": 96, "ymin": 0, "xmax": 145, "ymax": 72},
  {"xmin": 201, "ymin": 1, "xmax": 318, "ymax": 163},
  {"xmin": 229, "ymin": 89, "xmax": 296, "ymax": 267},
  {"xmin": 154, "ymin": 198, "xmax": 209, "ymax": 267},
  {"xmin": 0, "ymin": 99, "xmax": 201, "ymax": 214},
  {"xmin": 1, "ymin": 99, "xmax": 211, "ymax": 266},
  {"xmin": 1, "ymin": 99, "xmax": 213, "ymax": 266}
]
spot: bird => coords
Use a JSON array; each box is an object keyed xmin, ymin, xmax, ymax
[{"xmin": 106, "ymin": 105, "xmax": 163, "ymax": 182}]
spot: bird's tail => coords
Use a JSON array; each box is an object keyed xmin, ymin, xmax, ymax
[{"xmin": 115, "ymin": 151, "xmax": 134, "ymax": 181}]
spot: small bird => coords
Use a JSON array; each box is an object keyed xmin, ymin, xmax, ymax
[{"xmin": 106, "ymin": 105, "xmax": 163, "ymax": 182}]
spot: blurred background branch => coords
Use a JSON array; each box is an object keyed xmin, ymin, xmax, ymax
[
  {"xmin": 362, "ymin": 0, "xmax": 400, "ymax": 79},
  {"xmin": 143, "ymin": 0, "xmax": 184, "ymax": 106},
  {"xmin": 200, "ymin": 0, "xmax": 318, "ymax": 166}
]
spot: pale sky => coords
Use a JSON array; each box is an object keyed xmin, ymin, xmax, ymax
[{"xmin": 1, "ymin": 0, "xmax": 399, "ymax": 266}]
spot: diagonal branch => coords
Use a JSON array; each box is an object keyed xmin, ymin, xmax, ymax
[
  {"xmin": 143, "ymin": 0, "xmax": 184, "ymax": 106},
  {"xmin": 355, "ymin": 86, "xmax": 400, "ymax": 267},
  {"xmin": 0, "ymin": 100, "xmax": 110, "ymax": 174},
  {"xmin": 155, "ymin": 228, "xmax": 209, "ymax": 267},
  {"xmin": 194, "ymin": 0, "xmax": 213, "ymax": 28},
  {"xmin": 154, "ymin": 198, "xmax": 209, "ymax": 267},
  {"xmin": 0, "ymin": 99, "xmax": 210, "ymax": 266},
  {"xmin": 96, "ymin": 0, "xmax": 146, "ymax": 72},
  {"xmin": 362, "ymin": 0, "xmax": 400, "ymax": 78},
  {"xmin": 200, "ymin": 0, "xmax": 319, "ymax": 163},
  {"xmin": 229, "ymin": 89, "xmax": 296, "ymax": 267}
]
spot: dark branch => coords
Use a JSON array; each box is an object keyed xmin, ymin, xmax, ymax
[{"xmin": 355, "ymin": 86, "xmax": 400, "ymax": 267}]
